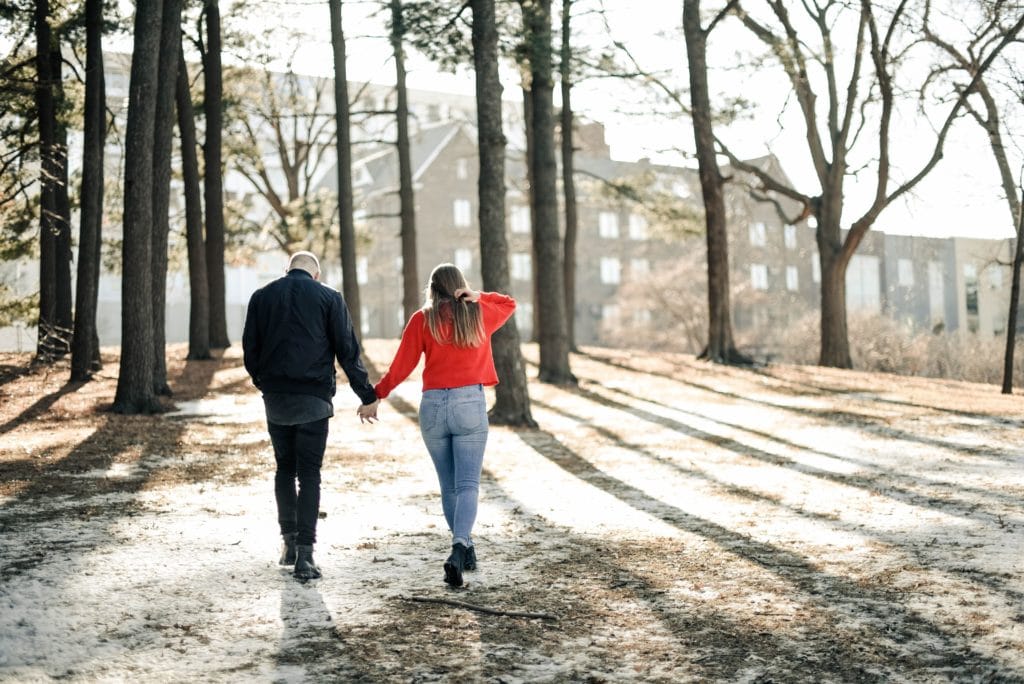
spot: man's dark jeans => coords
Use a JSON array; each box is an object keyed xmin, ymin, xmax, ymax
[{"xmin": 268, "ymin": 418, "xmax": 329, "ymax": 546}]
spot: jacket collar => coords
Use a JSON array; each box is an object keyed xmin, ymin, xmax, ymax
[{"xmin": 286, "ymin": 269, "xmax": 315, "ymax": 280}]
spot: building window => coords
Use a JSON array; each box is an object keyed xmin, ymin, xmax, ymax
[
  {"xmin": 784, "ymin": 224, "xmax": 797, "ymax": 250},
  {"xmin": 749, "ymin": 221, "xmax": 767, "ymax": 247},
  {"xmin": 601, "ymin": 304, "xmax": 621, "ymax": 327},
  {"xmin": 397, "ymin": 307, "xmax": 407, "ymax": 328},
  {"xmin": 357, "ymin": 256, "xmax": 368, "ymax": 285},
  {"xmin": 847, "ymin": 254, "xmax": 882, "ymax": 313},
  {"xmin": 360, "ymin": 305, "xmax": 370, "ymax": 337},
  {"xmin": 630, "ymin": 258, "xmax": 650, "ymax": 279},
  {"xmin": 394, "ymin": 256, "xmax": 403, "ymax": 273},
  {"xmin": 511, "ymin": 253, "xmax": 532, "ymax": 281},
  {"xmin": 511, "ymin": 205, "xmax": 531, "ymax": 233},
  {"xmin": 928, "ymin": 261, "xmax": 944, "ymax": 325},
  {"xmin": 516, "ymin": 302, "xmax": 533, "ymax": 332},
  {"xmin": 964, "ymin": 264, "xmax": 979, "ymax": 316},
  {"xmin": 994, "ymin": 313, "xmax": 1006, "ymax": 336},
  {"xmin": 454, "ymin": 248, "xmax": 472, "ymax": 273},
  {"xmin": 811, "ymin": 253, "xmax": 821, "ymax": 283},
  {"xmin": 751, "ymin": 263, "xmax": 769, "ymax": 290},
  {"xmin": 898, "ymin": 258, "xmax": 914, "ymax": 287},
  {"xmin": 633, "ymin": 309, "xmax": 652, "ymax": 326},
  {"xmin": 598, "ymin": 211, "xmax": 619, "ymax": 238},
  {"xmin": 453, "ymin": 198, "xmax": 472, "ymax": 227},
  {"xmin": 600, "ymin": 257, "xmax": 621, "ymax": 284},
  {"xmin": 455, "ymin": 158, "xmax": 469, "ymax": 180},
  {"xmin": 986, "ymin": 265, "xmax": 1004, "ymax": 290},
  {"xmin": 628, "ymin": 214, "xmax": 648, "ymax": 240},
  {"xmin": 672, "ymin": 181, "xmax": 690, "ymax": 198},
  {"xmin": 785, "ymin": 265, "xmax": 799, "ymax": 291}
]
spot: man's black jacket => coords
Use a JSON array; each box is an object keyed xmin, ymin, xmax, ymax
[{"xmin": 242, "ymin": 269, "xmax": 377, "ymax": 405}]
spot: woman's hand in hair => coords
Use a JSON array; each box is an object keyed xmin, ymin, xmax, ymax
[{"xmin": 454, "ymin": 287, "xmax": 480, "ymax": 303}]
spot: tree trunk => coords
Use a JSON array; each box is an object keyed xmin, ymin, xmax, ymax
[
  {"xmin": 682, "ymin": 0, "xmax": 746, "ymax": 364},
  {"xmin": 71, "ymin": 0, "xmax": 106, "ymax": 381},
  {"xmin": 391, "ymin": 0, "xmax": 419, "ymax": 323},
  {"xmin": 522, "ymin": 0, "xmax": 574, "ymax": 385},
  {"xmin": 150, "ymin": 0, "xmax": 183, "ymax": 396},
  {"xmin": 53, "ymin": 41, "xmax": 73, "ymax": 359},
  {"xmin": 113, "ymin": 0, "xmax": 164, "ymax": 414},
  {"xmin": 34, "ymin": 0, "xmax": 59, "ymax": 360},
  {"xmin": 818, "ymin": 232, "xmax": 852, "ymax": 368},
  {"xmin": 1003, "ymin": 184, "xmax": 1023, "ymax": 394},
  {"xmin": 559, "ymin": 0, "xmax": 578, "ymax": 352},
  {"xmin": 329, "ymin": 0, "xmax": 362, "ymax": 338},
  {"xmin": 203, "ymin": 0, "xmax": 229, "ymax": 348},
  {"xmin": 176, "ymin": 41, "xmax": 211, "ymax": 360},
  {"xmin": 472, "ymin": 0, "xmax": 536, "ymax": 427},
  {"xmin": 522, "ymin": 83, "xmax": 540, "ymax": 343}
]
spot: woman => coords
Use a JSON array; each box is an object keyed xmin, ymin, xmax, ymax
[{"xmin": 373, "ymin": 263, "xmax": 516, "ymax": 587}]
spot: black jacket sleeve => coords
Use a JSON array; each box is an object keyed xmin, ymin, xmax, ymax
[
  {"xmin": 241, "ymin": 291, "xmax": 261, "ymax": 388},
  {"xmin": 327, "ymin": 291, "xmax": 377, "ymax": 405}
]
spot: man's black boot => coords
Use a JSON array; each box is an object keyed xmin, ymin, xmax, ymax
[
  {"xmin": 279, "ymin": 533, "xmax": 297, "ymax": 566},
  {"xmin": 444, "ymin": 543, "xmax": 468, "ymax": 587},
  {"xmin": 293, "ymin": 544, "xmax": 322, "ymax": 580},
  {"xmin": 464, "ymin": 545, "xmax": 477, "ymax": 572}
]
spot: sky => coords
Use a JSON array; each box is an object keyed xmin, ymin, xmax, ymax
[{"xmin": 124, "ymin": 0, "xmax": 1024, "ymax": 241}]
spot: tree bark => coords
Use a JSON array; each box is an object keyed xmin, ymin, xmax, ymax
[
  {"xmin": 472, "ymin": 0, "xmax": 536, "ymax": 427},
  {"xmin": 113, "ymin": 0, "xmax": 164, "ymax": 414},
  {"xmin": 391, "ymin": 0, "xmax": 420, "ymax": 324},
  {"xmin": 683, "ymin": 0, "xmax": 746, "ymax": 364},
  {"xmin": 176, "ymin": 41, "xmax": 211, "ymax": 360},
  {"xmin": 329, "ymin": 0, "xmax": 362, "ymax": 337},
  {"xmin": 203, "ymin": 0, "xmax": 229, "ymax": 348},
  {"xmin": 1003, "ymin": 181, "xmax": 1023, "ymax": 394},
  {"xmin": 559, "ymin": 0, "xmax": 578, "ymax": 351},
  {"xmin": 522, "ymin": 83, "xmax": 540, "ymax": 343},
  {"xmin": 34, "ymin": 0, "xmax": 71, "ymax": 361},
  {"xmin": 150, "ymin": 0, "xmax": 183, "ymax": 396},
  {"xmin": 522, "ymin": 0, "xmax": 574, "ymax": 385},
  {"xmin": 70, "ymin": 0, "xmax": 105, "ymax": 381}
]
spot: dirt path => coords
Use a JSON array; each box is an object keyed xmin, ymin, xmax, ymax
[{"xmin": 1, "ymin": 343, "xmax": 1022, "ymax": 682}]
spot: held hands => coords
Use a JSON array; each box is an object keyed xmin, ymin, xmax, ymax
[
  {"xmin": 357, "ymin": 399, "xmax": 380, "ymax": 424},
  {"xmin": 454, "ymin": 287, "xmax": 480, "ymax": 303}
]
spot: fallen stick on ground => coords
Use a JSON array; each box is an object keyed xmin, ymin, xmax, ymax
[{"xmin": 401, "ymin": 596, "xmax": 558, "ymax": 621}]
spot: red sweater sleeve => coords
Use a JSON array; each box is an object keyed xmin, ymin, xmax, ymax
[
  {"xmin": 374, "ymin": 311, "xmax": 426, "ymax": 399},
  {"xmin": 480, "ymin": 291, "xmax": 516, "ymax": 333}
]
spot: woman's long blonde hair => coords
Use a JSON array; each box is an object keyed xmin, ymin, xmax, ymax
[{"xmin": 423, "ymin": 263, "xmax": 485, "ymax": 348}]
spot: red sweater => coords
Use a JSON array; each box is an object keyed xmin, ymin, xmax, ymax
[{"xmin": 374, "ymin": 292, "xmax": 517, "ymax": 399}]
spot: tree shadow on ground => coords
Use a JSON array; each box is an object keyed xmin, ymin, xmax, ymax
[
  {"xmin": 511, "ymin": 427, "xmax": 1016, "ymax": 680},
  {"xmin": 531, "ymin": 395, "xmax": 1024, "ymax": 613}
]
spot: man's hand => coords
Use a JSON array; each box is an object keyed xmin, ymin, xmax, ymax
[{"xmin": 357, "ymin": 399, "xmax": 380, "ymax": 424}]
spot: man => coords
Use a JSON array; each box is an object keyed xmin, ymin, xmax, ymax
[{"xmin": 242, "ymin": 251, "xmax": 379, "ymax": 580}]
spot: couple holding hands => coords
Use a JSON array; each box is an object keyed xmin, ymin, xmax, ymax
[{"xmin": 242, "ymin": 252, "xmax": 515, "ymax": 586}]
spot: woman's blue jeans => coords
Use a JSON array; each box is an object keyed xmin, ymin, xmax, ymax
[{"xmin": 419, "ymin": 385, "xmax": 488, "ymax": 548}]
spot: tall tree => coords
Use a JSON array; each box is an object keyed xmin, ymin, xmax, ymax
[
  {"xmin": 724, "ymin": 0, "xmax": 1024, "ymax": 368},
  {"xmin": 558, "ymin": 0, "xmax": 578, "ymax": 351},
  {"xmin": 150, "ymin": 0, "xmax": 183, "ymax": 395},
  {"xmin": 682, "ymin": 0, "xmax": 746, "ymax": 364},
  {"xmin": 202, "ymin": 0, "xmax": 229, "ymax": 348},
  {"xmin": 390, "ymin": 0, "xmax": 420, "ymax": 323},
  {"xmin": 113, "ymin": 0, "xmax": 164, "ymax": 414},
  {"xmin": 918, "ymin": 0, "xmax": 1024, "ymax": 392},
  {"xmin": 329, "ymin": 0, "xmax": 362, "ymax": 337},
  {"xmin": 521, "ymin": 0, "xmax": 574, "ymax": 384},
  {"xmin": 175, "ymin": 40, "xmax": 211, "ymax": 360},
  {"xmin": 1005, "ymin": 179, "xmax": 1023, "ymax": 394},
  {"xmin": 472, "ymin": 0, "xmax": 536, "ymax": 426},
  {"xmin": 70, "ymin": 0, "xmax": 106, "ymax": 381},
  {"xmin": 34, "ymin": 0, "xmax": 72, "ymax": 361}
]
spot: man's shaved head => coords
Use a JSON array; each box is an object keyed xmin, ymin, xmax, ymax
[{"xmin": 288, "ymin": 251, "xmax": 321, "ymax": 277}]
